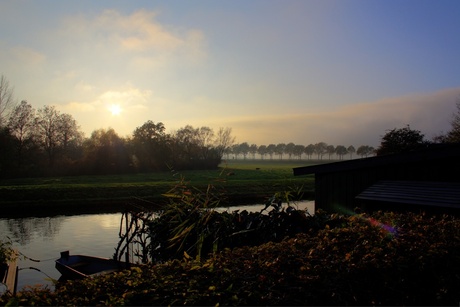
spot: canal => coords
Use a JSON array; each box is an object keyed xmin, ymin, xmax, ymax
[{"xmin": 1, "ymin": 201, "xmax": 314, "ymax": 291}]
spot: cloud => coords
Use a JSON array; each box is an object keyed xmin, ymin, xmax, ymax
[
  {"xmin": 55, "ymin": 9, "xmax": 206, "ymax": 71},
  {"xmin": 75, "ymin": 81, "xmax": 95, "ymax": 92},
  {"xmin": 64, "ymin": 86, "xmax": 152, "ymax": 113},
  {"xmin": 64, "ymin": 102, "xmax": 96, "ymax": 113},
  {"xmin": 97, "ymin": 87, "xmax": 152, "ymax": 109},
  {"xmin": 1, "ymin": 45, "xmax": 46, "ymax": 79},
  {"xmin": 10, "ymin": 46, "xmax": 46, "ymax": 65}
]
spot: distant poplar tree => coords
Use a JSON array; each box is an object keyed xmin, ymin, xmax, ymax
[{"xmin": 347, "ymin": 145, "xmax": 356, "ymax": 159}]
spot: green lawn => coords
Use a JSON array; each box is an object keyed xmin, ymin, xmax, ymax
[{"xmin": 0, "ymin": 159, "xmax": 323, "ymax": 213}]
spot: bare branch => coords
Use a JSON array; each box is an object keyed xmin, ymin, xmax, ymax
[{"xmin": 0, "ymin": 75, "xmax": 17, "ymax": 127}]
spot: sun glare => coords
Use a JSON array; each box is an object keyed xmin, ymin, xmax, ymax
[{"xmin": 109, "ymin": 104, "xmax": 122, "ymax": 116}]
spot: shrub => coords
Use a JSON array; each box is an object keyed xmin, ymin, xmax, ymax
[
  {"xmin": 2, "ymin": 211, "xmax": 459, "ymax": 306},
  {"xmin": 0, "ymin": 238, "xmax": 15, "ymax": 264}
]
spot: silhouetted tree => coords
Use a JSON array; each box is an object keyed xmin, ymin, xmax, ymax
[
  {"xmin": 238, "ymin": 142, "xmax": 250, "ymax": 160},
  {"xmin": 0, "ymin": 127, "xmax": 16, "ymax": 177},
  {"xmin": 285, "ymin": 142, "xmax": 296, "ymax": 160},
  {"xmin": 275, "ymin": 143, "xmax": 286, "ymax": 160},
  {"xmin": 347, "ymin": 145, "xmax": 356, "ymax": 159},
  {"xmin": 266, "ymin": 144, "xmax": 276, "ymax": 160},
  {"xmin": 293, "ymin": 144, "xmax": 305, "ymax": 160},
  {"xmin": 57, "ymin": 113, "xmax": 83, "ymax": 166},
  {"xmin": 171, "ymin": 125, "xmax": 221, "ymax": 169},
  {"xmin": 131, "ymin": 120, "xmax": 169, "ymax": 171},
  {"xmin": 231, "ymin": 144, "xmax": 240, "ymax": 159},
  {"xmin": 7, "ymin": 100, "xmax": 36, "ymax": 168},
  {"xmin": 249, "ymin": 144, "xmax": 258, "ymax": 159},
  {"xmin": 223, "ymin": 146, "xmax": 232, "ymax": 160},
  {"xmin": 443, "ymin": 99, "xmax": 460, "ymax": 143},
  {"xmin": 326, "ymin": 145, "xmax": 335, "ymax": 160},
  {"xmin": 257, "ymin": 145, "xmax": 267, "ymax": 160},
  {"xmin": 82, "ymin": 128, "xmax": 131, "ymax": 174},
  {"xmin": 314, "ymin": 142, "xmax": 328, "ymax": 160},
  {"xmin": 35, "ymin": 106, "xmax": 82, "ymax": 171},
  {"xmin": 375, "ymin": 125, "xmax": 426, "ymax": 156},
  {"xmin": 304, "ymin": 144, "xmax": 315, "ymax": 159},
  {"xmin": 34, "ymin": 106, "xmax": 62, "ymax": 168},
  {"xmin": 335, "ymin": 145, "xmax": 347, "ymax": 160},
  {"xmin": 357, "ymin": 145, "xmax": 374, "ymax": 158},
  {"xmin": 0, "ymin": 75, "xmax": 17, "ymax": 127},
  {"xmin": 214, "ymin": 127, "xmax": 235, "ymax": 158}
]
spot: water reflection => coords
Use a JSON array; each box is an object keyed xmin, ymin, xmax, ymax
[
  {"xmin": 4, "ymin": 216, "xmax": 65, "ymax": 244},
  {"xmin": 0, "ymin": 213, "xmax": 122, "ymax": 291},
  {"xmin": 217, "ymin": 200, "xmax": 314, "ymax": 215}
]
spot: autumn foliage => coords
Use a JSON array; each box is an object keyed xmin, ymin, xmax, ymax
[{"xmin": 2, "ymin": 210, "xmax": 459, "ymax": 306}]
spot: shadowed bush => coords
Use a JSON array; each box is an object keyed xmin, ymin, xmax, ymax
[{"xmin": 2, "ymin": 210, "xmax": 459, "ymax": 306}]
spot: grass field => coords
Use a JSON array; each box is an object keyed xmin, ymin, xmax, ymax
[{"xmin": 0, "ymin": 159, "xmax": 326, "ymax": 214}]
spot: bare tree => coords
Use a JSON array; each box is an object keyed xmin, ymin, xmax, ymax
[
  {"xmin": 7, "ymin": 100, "xmax": 36, "ymax": 166},
  {"xmin": 35, "ymin": 105, "xmax": 61, "ymax": 166},
  {"xmin": 58, "ymin": 113, "xmax": 83, "ymax": 152},
  {"xmin": 35, "ymin": 105, "xmax": 82, "ymax": 167},
  {"xmin": 214, "ymin": 127, "xmax": 235, "ymax": 158},
  {"xmin": 196, "ymin": 126, "xmax": 214, "ymax": 149},
  {"xmin": 0, "ymin": 75, "xmax": 17, "ymax": 127}
]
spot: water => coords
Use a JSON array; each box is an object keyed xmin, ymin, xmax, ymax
[
  {"xmin": 0, "ymin": 201, "xmax": 314, "ymax": 292},
  {"xmin": 0, "ymin": 213, "xmax": 122, "ymax": 292}
]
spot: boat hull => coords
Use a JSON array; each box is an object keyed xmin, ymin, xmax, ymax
[{"xmin": 55, "ymin": 251, "xmax": 128, "ymax": 280}]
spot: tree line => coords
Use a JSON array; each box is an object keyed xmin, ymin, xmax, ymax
[
  {"xmin": 225, "ymin": 142, "xmax": 374, "ymax": 161},
  {"xmin": 0, "ymin": 101, "xmax": 235, "ymax": 178},
  {"xmin": 0, "ymin": 98, "xmax": 374, "ymax": 179},
  {"xmin": 3, "ymin": 74, "xmax": 458, "ymax": 178},
  {"xmin": 0, "ymin": 75, "xmax": 376, "ymax": 178}
]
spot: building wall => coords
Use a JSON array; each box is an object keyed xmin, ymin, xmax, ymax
[{"xmin": 314, "ymin": 156, "xmax": 460, "ymax": 213}]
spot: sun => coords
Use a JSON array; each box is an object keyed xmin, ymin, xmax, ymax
[{"xmin": 108, "ymin": 104, "xmax": 122, "ymax": 116}]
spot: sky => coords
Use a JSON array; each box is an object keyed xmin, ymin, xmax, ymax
[{"xmin": 1, "ymin": 0, "xmax": 460, "ymax": 147}]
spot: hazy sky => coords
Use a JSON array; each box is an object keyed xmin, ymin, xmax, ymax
[{"xmin": 1, "ymin": 0, "xmax": 460, "ymax": 147}]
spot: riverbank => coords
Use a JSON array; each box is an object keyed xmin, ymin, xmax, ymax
[{"xmin": 0, "ymin": 161, "xmax": 316, "ymax": 217}]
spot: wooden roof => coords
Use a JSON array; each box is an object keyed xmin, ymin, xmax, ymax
[
  {"xmin": 356, "ymin": 180, "xmax": 460, "ymax": 209},
  {"xmin": 293, "ymin": 143, "xmax": 460, "ymax": 176}
]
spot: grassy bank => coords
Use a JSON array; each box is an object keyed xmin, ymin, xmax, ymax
[{"xmin": 0, "ymin": 160, "xmax": 321, "ymax": 214}]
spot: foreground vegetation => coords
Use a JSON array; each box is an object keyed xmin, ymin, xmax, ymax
[
  {"xmin": 2, "ymin": 160, "xmax": 458, "ymax": 305},
  {"xmin": 1, "ymin": 210, "xmax": 459, "ymax": 306}
]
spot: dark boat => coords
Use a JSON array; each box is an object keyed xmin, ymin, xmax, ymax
[{"xmin": 55, "ymin": 251, "xmax": 129, "ymax": 280}]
